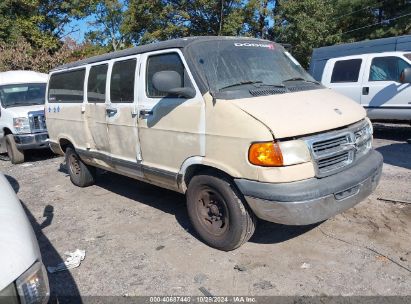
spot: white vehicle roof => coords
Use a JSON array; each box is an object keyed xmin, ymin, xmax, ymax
[
  {"xmin": 328, "ymin": 51, "xmax": 410, "ymax": 61},
  {"xmin": 0, "ymin": 70, "xmax": 48, "ymax": 86}
]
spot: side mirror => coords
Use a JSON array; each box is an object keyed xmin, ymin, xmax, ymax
[
  {"xmin": 152, "ymin": 71, "xmax": 196, "ymax": 99},
  {"xmin": 400, "ymin": 67, "xmax": 411, "ymax": 83}
]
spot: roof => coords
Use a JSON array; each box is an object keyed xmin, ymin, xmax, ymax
[
  {"xmin": 0, "ymin": 70, "xmax": 48, "ymax": 86},
  {"xmin": 312, "ymin": 35, "xmax": 411, "ymax": 61},
  {"xmin": 53, "ymin": 36, "xmax": 273, "ymax": 71}
]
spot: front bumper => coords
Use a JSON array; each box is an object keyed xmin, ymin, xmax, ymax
[
  {"xmin": 14, "ymin": 132, "xmax": 49, "ymax": 150},
  {"xmin": 235, "ymin": 150, "xmax": 383, "ymax": 225}
]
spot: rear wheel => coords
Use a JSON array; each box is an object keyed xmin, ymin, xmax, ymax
[
  {"xmin": 66, "ymin": 147, "xmax": 95, "ymax": 187},
  {"xmin": 186, "ymin": 173, "xmax": 256, "ymax": 251},
  {"xmin": 5, "ymin": 134, "xmax": 24, "ymax": 164}
]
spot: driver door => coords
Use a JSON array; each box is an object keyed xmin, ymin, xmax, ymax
[{"xmin": 137, "ymin": 49, "xmax": 205, "ymax": 188}]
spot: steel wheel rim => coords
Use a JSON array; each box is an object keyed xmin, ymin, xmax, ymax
[
  {"xmin": 68, "ymin": 154, "xmax": 81, "ymax": 176},
  {"xmin": 195, "ymin": 186, "xmax": 229, "ymax": 236}
]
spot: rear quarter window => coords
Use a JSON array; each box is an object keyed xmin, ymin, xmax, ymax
[
  {"xmin": 331, "ymin": 59, "xmax": 362, "ymax": 83},
  {"xmin": 48, "ymin": 69, "xmax": 86, "ymax": 103}
]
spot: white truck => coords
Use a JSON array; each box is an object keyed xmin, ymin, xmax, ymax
[
  {"xmin": 0, "ymin": 173, "xmax": 50, "ymax": 303},
  {"xmin": 0, "ymin": 71, "xmax": 49, "ymax": 164},
  {"xmin": 309, "ymin": 35, "xmax": 411, "ymax": 123},
  {"xmin": 320, "ymin": 52, "xmax": 411, "ymax": 122}
]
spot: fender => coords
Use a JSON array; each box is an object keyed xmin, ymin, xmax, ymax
[
  {"xmin": 56, "ymin": 133, "xmax": 79, "ymax": 153},
  {"xmin": 178, "ymin": 156, "xmax": 242, "ymax": 192}
]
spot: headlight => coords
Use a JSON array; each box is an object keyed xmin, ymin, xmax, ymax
[
  {"xmin": 13, "ymin": 117, "xmax": 31, "ymax": 134},
  {"xmin": 365, "ymin": 117, "xmax": 373, "ymax": 135},
  {"xmin": 278, "ymin": 140, "xmax": 312, "ymax": 165},
  {"xmin": 16, "ymin": 262, "xmax": 49, "ymax": 304},
  {"xmin": 248, "ymin": 140, "xmax": 311, "ymax": 166}
]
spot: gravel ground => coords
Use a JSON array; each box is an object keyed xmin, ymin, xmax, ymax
[{"xmin": 1, "ymin": 123, "xmax": 410, "ymax": 301}]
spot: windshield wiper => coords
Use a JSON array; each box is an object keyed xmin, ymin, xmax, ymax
[
  {"xmin": 220, "ymin": 81, "xmax": 285, "ymax": 91},
  {"xmin": 282, "ymin": 77, "xmax": 320, "ymax": 85}
]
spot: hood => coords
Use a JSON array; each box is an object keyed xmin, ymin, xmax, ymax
[
  {"xmin": 0, "ymin": 174, "xmax": 41, "ymax": 290},
  {"xmin": 230, "ymin": 89, "xmax": 366, "ymax": 138},
  {"xmin": 4, "ymin": 104, "xmax": 45, "ymax": 118},
  {"xmin": 0, "ymin": 71, "xmax": 47, "ymax": 86}
]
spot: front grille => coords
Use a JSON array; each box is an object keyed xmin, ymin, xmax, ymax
[
  {"xmin": 305, "ymin": 120, "xmax": 372, "ymax": 177},
  {"xmin": 312, "ymin": 135, "xmax": 349, "ymax": 154},
  {"xmin": 317, "ymin": 151, "xmax": 351, "ymax": 173},
  {"xmin": 28, "ymin": 110, "xmax": 47, "ymax": 133}
]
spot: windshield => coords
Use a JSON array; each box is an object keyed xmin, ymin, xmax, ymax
[
  {"xmin": 0, "ymin": 83, "xmax": 46, "ymax": 108},
  {"xmin": 188, "ymin": 40, "xmax": 319, "ymax": 97}
]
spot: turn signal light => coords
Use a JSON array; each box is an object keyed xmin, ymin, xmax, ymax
[{"xmin": 248, "ymin": 142, "xmax": 283, "ymax": 166}]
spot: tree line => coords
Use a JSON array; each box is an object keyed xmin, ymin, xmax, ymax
[{"xmin": 1, "ymin": 0, "xmax": 410, "ymax": 72}]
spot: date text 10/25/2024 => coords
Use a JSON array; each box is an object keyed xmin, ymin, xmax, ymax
[{"xmin": 149, "ymin": 297, "xmax": 257, "ymax": 303}]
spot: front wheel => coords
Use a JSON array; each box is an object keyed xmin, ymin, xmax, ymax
[
  {"xmin": 66, "ymin": 147, "xmax": 95, "ymax": 187},
  {"xmin": 6, "ymin": 134, "xmax": 24, "ymax": 164},
  {"xmin": 186, "ymin": 173, "xmax": 256, "ymax": 251}
]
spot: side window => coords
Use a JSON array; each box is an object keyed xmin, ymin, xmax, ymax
[
  {"xmin": 369, "ymin": 56, "xmax": 411, "ymax": 82},
  {"xmin": 88, "ymin": 64, "xmax": 108, "ymax": 102},
  {"xmin": 146, "ymin": 53, "xmax": 192, "ymax": 98},
  {"xmin": 48, "ymin": 69, "xmax": 85, "ymax": 103},
  {"xmin": 331, "ymin": 59, "xmax": 362, "ymax": 83},
  {"xmin": 110, "ymin": 59, "xmax": 136, "ymax": 103}
]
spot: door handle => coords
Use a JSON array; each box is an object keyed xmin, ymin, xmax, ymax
[
  {"xmin": 106, "ymin": 107, "xmax": 118, "ymax": 116},
  {"xmin": 362, "ymin": 87, "xmax": 369, "ymax": 95},
  {"xmin": 139, "ymin": 109, "xmax": 153, "ymax": 116}
]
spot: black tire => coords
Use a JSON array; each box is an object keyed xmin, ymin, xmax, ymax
[
  {"xmin": 65, "ymin": 147, "xmax": 95, "ymax": 187},
  {"xmin": 186, "ymin": 172, "xmax": 256, "ymax": 251},
  {"xmin": 5, "ymin": 134, "xmax": 24, "ymax": 164}
]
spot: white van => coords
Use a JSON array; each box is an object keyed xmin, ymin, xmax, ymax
[
  {"xmin": 46, "ymin": 37, "xmax": 383, "ymax": 250},
  {"xmin": 0, "ymin": 173, "xmax": 49, "ymax": 303},
  {"xmin": 321, "ymin": 52, "xmax": 411, "ymax": 122},
  {"xmin": 0, "ymin": 71, "xmax": 49, "ymax": 164}
]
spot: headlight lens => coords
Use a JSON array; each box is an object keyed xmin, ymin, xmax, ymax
[
  {"xmin": 13, "ymin": 117, "xmax": 31, "ymax": 134},
  {"xmin": 365, "ymin": 117, "xmax": 373, "ymax": 135},
  {"xmin": 16, "ymin": 262, "xmax": 49, "ymax": 304},
  {"xmin": 278, "ymin": 140, "xmax": 312, "ymax": 166},
  {"xmin": 248, "ymin": 140, "xmax": 311, "ymax": 167}
]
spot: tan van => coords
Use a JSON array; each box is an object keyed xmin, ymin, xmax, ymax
[{"xmin": 46, "ymin": 37, "xmax": 383, "ymax": 251}]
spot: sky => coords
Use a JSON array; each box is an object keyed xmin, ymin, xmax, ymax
[{"xmin": 64, "ymin": 16, "xmax": 95, "ymax": 43}]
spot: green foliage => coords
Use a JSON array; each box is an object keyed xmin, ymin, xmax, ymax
[
  {"xmin": 274, "ymin": 0, "xmax": 411, "ymax": 68},
  {"xmin": 244, "ymin": 0, "xmax": 272, "ymax": 38},
  {"xmin": 273, "ymin": 0, "xmax": 342, "ymax": 68},
  {"xmin": 335, "ymin": 0, "xmax": 411, "ymax": 41},
  {"xmin": 85, "ymin": 0, "xmax": 128, "ymax": 51},
  {"xmin": 122, "ymin": 0, "xmax": 248, "ymax": 44},
  {"xmin": 0, "ymin": 37, "xmax": 92, "ymax": 73},
  {"xmin": 0, "ymin": 0, "xmax": 97, "ymax": 50}
]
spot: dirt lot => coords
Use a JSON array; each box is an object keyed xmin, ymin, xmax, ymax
[{"xmin": 1, "ymin": 123, "xmax": 410, "ymax": 300}]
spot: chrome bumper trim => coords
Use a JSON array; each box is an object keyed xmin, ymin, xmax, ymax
[{"xmin": 14, "ymin": 132, "xmax": 49, "ymax": 150}]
